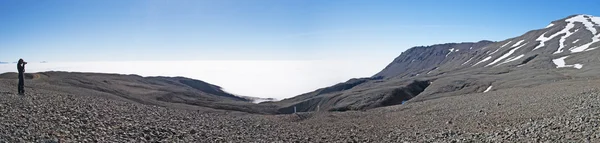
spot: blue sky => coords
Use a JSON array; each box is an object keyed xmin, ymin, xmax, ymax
[{"xmin": 1, "ymin": 0, "xmax": 599, "ymax": 62}]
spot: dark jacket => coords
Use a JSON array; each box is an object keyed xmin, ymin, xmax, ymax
[{"xmin": 17, "ymin": 62, "xmax": 24, "ymax": 73}]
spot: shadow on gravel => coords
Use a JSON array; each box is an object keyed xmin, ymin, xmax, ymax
[
  {"xmin": 277, "ymin": 80, "xmax": 431, "ymax": 114},
  {"xmin": 381, "ymin": 80, "xmax": 431, "ymax": 106}
]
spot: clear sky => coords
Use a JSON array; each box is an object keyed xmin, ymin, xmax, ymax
[{"xmin": 1, "ymin": 0, "xmax": 599, "ymax": 62}]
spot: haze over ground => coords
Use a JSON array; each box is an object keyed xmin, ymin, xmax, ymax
[{"xmin": 1, "ymin": 0, "xmax": 599, "ymax": 99}]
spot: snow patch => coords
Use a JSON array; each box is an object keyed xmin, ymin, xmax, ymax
[
  {"xmin": 500, "ymin": 41, "xmax": 513, "ymax": 48},
  {"xmin": 484, "ymin": 86, "xmax": 492, "ymax": 93},
  {"xmin": 490, "ymin": 41, "xmax": 515, "ymax": 55},
  {"xmin": 553, "ymin": 24, "xmax": 576, "ymax": 54},
  {"xmin": 570, "ymin": 37, "xmax": 600, "ymax": 53},
  {"xmin": 461, "ymin": 57, "xmax": 474, "ymax": 65},
  {"xmin": 590, "ymin": 15, "xmax": 600, "ymax": 25},
  {"xmin": 552, "ymin": 56, "xmax": 567, "ymax": 67},
  {"xmin": 573, "ymin": 39, "xmax": 580, "ymax": 43},
  {"xmin": 533, "ymin": 32, "xmax": 548, "ymax": 50},
  {"xmin": 552, "ymin": 56, "xmax": 583, "ymax": 69},
  {"xmin": 489, "ymin": 48, "xmax": 501, "ymax": 55},
  {"xmin": 446, "ymin": 48, "xmax": 458, "ymax": 57},
  {"xmin": 512, "ymin": 40, "xmax": 525, "ymax": 47},
  {"xmin": 473, "ymin": 56, "xmax": 492, "ymax": 66},
  {"xmin": 567, "ymin": 15, "xmax": 597, "ymax": 35},
  {"xmin": 546, "ymin": 23, "xmax": 554, "ymax": 28},
  {"xmin": 497, "ymin": 54, "xmax": 525, "ymax": 66},
  {"xmin": 565, "ymin": 15, "xmax": 600, "ymax": 53},
  {"xmin": 585, "ymin": 47, "xmax": 598, "ymax": 52},
  {"xmin": 533, "ymin": 18, "xmax": 577, "ymax": 51},
  {"xmin": 486, "ymin": 43, "xmax": 528, "ymax": 67}
]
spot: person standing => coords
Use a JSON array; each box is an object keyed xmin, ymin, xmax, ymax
[{"xmin": 17, "ymin": 59, "xmax": 26, "ymax": 95}]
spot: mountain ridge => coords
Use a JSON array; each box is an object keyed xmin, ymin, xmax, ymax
[{"xmin": 265, "ymin": 14, "xmax": 600, "ymax": 114}]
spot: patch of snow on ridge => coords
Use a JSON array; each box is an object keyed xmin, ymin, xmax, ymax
[
  {"xmin": 473, "ymin": 56, "xmax": 492, "ymax": 66},
  {"xmin": 512, "ymin": 40, "xmax": 525, "ymax": 47},
  {"xmin": 489, "ymin": 48, "xmax": 501, "ymax": 55},
  {"xmin": 567, "ymin": 15, "xmax": 597, "ymax": 35},
  {"xmin": 546, "ymin": 23, "xmax": 554, "ymax": 28},
  {"xmin": 490, "ymin": 41, "xmax": 517, "ymax": 55},
  {"xmin": 570, "ymin": 34, "xmax": 600, "ymax": 53},
  {"xmin": 567, "ymin": 15, "xmax": 600, "ymax": 53},
  {"xmin": 590, "ymin": 15, "xmax": 600, "ymax": 25},
  {"xmin": 497, "ymin": 54, "xmax": 525, "ymax": 66},
  {"xmin": 489, "ymin": 40, "xmax": 525, "ymax": 55},
  {"xmin": 585, "ymin": 47, "xmax": 598, "ymax": 52},
  {"xmin": 486, "ymin": 43, "xmax": 528, "ymax": 67},
  {"xmin": 552, "ymin": 56, "xmax": 567, "ymax": 67},
  {"xmin": 500, "ymin": 41, "xmax": 512, "ymax": 48},
  {"xmin": 446, "ymin": 48, "xmax": 457, "ymax": 57},
  {"xmin": 533, "ymin": 32, "xmax": 548, "ymax": 50},
  {"xmin": 462, "ymin": 57, "xmax": 474, "ymax": 65},
  {"xmin": 534, "ymin": 18, "xmax": 577, "ymax": 51},
  {"xmin": 484, "ymin": 86, "xmax": 492, "ymax": 93},
  {"xmin": 573, "ymin": 39, "xmax": 580, "ymax": 43},
  {"xmin": 554, "ymin": 27, "xmax": 577, "ymax": 54},
  {"xmin": 552, "ymin": 56, "xmax": 583, "ymax": 69}
]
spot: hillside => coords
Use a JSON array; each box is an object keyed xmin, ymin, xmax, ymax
[
  {"xmin": 0, "ymin": 72, "xmax": 277, "ymax": 114},
  {"xmin": 268, "ymin": 14, "xmax": 600, "ymax": 113}
]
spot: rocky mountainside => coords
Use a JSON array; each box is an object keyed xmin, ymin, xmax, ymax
[{"xmin": 268, "ymin": 14, "xmax": 600, "ymax": 113}]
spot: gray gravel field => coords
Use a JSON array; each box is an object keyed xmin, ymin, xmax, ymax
[{"xmin": 2, "ymin": 77, "xmax": 600, "ymax": 142}]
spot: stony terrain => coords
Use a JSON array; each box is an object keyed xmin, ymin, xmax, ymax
[{"xmin": 2, "ymin": 74, "xmax": 600, "ymax": 142}]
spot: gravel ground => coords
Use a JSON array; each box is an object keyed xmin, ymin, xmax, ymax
[{"xmin": 2, "ymin": 78, "xmax": 600, "ymax": 142}]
